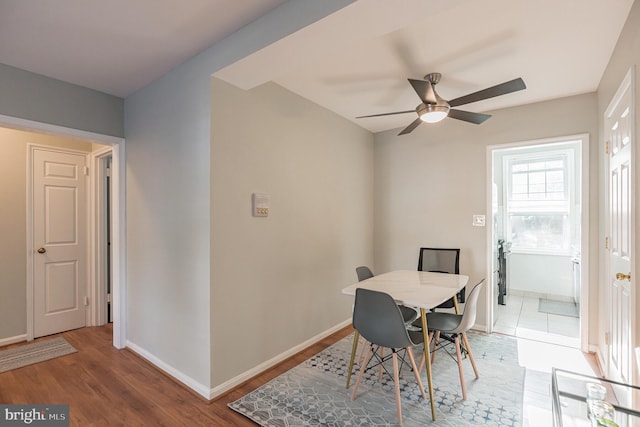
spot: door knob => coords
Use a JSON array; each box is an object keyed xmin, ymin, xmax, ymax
[
  {"xmin": 37, "ymin": 247, "xmax": 46, "ymax": 254},
  {"xmin": 616, "ymin": 272, "xmax": 631, "ymax": 281}
]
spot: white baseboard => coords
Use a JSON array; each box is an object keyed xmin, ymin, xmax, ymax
[
  {"xmin": 124, "ymin": 319, "xmax": 352, "ymax": 402},
  {"xmin": 0, "ymin": 334, "xmax": 27, "ymax": 347},
  {"xmin": 126, "ymin": 340, "xmax": 211, "ymax": 400},
  {"xmin": 208, "ymin": 319, "xmax": 352, "ymax": 400}
]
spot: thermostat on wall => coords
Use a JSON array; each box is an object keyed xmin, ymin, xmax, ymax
[{"xmin": 252, "ymin": 193, "xmax": 269, "ymax": 217}]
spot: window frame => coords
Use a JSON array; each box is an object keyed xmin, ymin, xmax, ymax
[{"xmin": 503, "ymin": 148, "xmax": 576, "ymax": 255}]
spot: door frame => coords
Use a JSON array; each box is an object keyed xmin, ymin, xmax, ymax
[
  {"xmin": 485, "ymin": 134, "xmax": 590, "ymax": 352},
  {"xmin": 91, "ymin": 146, "xmax": 114, "ymax": 327},
  {"xmin": 2, "ymin": 114, "xmax": 127, "ymax": 349}
]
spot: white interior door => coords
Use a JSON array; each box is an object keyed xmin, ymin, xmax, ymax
[
  {"xmin": 606, "ymin": 71, "xmax": 634, "ymax": 398},
  {"xmin": 33, "ymin": 147, "xmax": 88, "ymax": 338}
]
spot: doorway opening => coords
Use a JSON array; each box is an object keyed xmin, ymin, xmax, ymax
[
  {"xmin": 488, "ymin": 135, "xmax": 589, "ymax": 350},
  {"xmin": 0, "ymin": 114, "xmax": 126, "ymax": 349}
]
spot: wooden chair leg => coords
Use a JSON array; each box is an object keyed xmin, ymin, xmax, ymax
[
  {"xmin": 461, "ymin": 332, "xmax": 479, "ymax": 379},
  {"xmin": 392, "ymin": 351, "xmax": 403, "ymax": 425},
  {"xmin": 431, "ymin": 330, "xmax": 440, "ymax": 363},
  {"xmin": 454, "ymin": 335, "xmax": 467, "ymax": 400},
  {"xmin": 357, "ymin": 337, "xmax": 367, "ymax": 365},
  {"xmin": 351, "ymin": 345, "xmax": 372, "ymax": 401},
  {"xmin": 406, "ymin": 347, "xmax": 426, "ymax": 400},
  {"xmin": 378, "ymin": 347, "xmax": 385, "ymax": 380}
]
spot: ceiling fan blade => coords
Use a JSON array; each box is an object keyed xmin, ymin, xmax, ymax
[
  {"xmin": 448, "ymin": 109, "xmax": 492, "ymax": 124},
  {"xmin": 448, "ymin": 77, "xmax": 526, "ymax": 107},
  {"xmin": 356, "ymin": 110, "xmax": 415, "ymax": 118},
  {"xmin": 398, "ymin": 117, "xmax": 423, "ymax": 135},
  {"xmin": 408, "ymin": 79, "xmax": 437, "ymax": 104}
]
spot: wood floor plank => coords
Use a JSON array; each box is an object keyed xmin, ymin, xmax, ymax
[{"xmin": 0, "ymin": 324, "xmax": 352, "ymax": 426}]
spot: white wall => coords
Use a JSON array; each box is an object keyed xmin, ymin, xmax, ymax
[
  {"xmin": 508, "ymin": 254, "xmax": 573, "ymax": 298},
  {"xmin": 374, "ymin": 93, "xmax": 598, "ymax": 333},
  {"xmin": 210, "ymin": 79, "xmax": 373, "ymax": 386}
]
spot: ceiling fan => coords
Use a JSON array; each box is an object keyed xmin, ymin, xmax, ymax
[{"xmin": 357, "ymin": 73, "xmax": 526, "ymax": 135}]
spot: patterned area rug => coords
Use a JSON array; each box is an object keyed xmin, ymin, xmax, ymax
[
  {"xmin": 0, "ymin": 337, "xmax": 77, "ymax": 373},
  {"xmin": 229, "ymin": 331, "xmax": 524, "ymax": 426}
]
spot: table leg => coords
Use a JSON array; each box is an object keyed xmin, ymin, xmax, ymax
[
  {"xmin": 346, "ymin": 330, "xmax": 360, "ymax": 389},
  {"xmin": 420, "ymin": 307, "xmax": 436, "ymax": 421},
  {"xmin": 452, "ymin": 297, "xmax": 461, "ymax": 314}
]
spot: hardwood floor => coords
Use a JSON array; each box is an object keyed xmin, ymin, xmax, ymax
[{"xmin": 0, "ymin": 324, "xmax": 353, "ymax": 426}]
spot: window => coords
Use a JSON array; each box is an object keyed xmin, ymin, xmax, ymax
[{"xmin": 504, "ymin": 150, "xmax": 574, "ymax": 253}]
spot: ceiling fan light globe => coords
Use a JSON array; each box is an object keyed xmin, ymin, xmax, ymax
[{"xmin": 419, "ymin": 105, "xmax": 449, "ymax": 123}]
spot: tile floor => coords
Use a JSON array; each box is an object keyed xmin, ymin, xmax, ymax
[
  {"xmin": 490, "ymin": 291, "xmax": 594, "ymax": 426},
  {"xmin": 494, "ymin": 291, "xmax": 581, "ymax": 348}
]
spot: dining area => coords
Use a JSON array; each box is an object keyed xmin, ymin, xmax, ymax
[
  {"xmin": 229, "ymin": 248, "xmax": 526, "ymax": 427},
  {"xmin": 340, "ymin": 248, "xmax": 491, "ymax": 424}
]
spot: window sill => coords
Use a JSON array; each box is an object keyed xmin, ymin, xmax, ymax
[{"xmin": 509, "ymin": 249, "xmax": 572, "ymax": 257}]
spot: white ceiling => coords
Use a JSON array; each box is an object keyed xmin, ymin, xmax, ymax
[{"xmin": 0, "ymin": 0, "xmax": 634, "ymax": 134}]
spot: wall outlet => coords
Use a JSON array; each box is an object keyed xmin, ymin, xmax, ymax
[{"xmin": 472, "ymin": 214, "xmax": 486, "ymax": 227}]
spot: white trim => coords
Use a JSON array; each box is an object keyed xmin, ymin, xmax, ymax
[
  {"xmin": 486, "ymin": 134, "xmax": 590, "ymax": 353},
  {"xmin": 126, "ymin": 340, "xmax": 211, "ymax": 400},
  {"xmin": 208, "ymin": 319, "xmax": 351, "ymax": 400},
  {"xmin": 0, "ymin": 114, "xmax": 126, "ymax": 349},
  {"xmin": 0, "ymin": 334, "xmax": 28, "ymax": 347},
  {"xmin": 90, "ymin": 147, "xmax": 113, "ymax": 327}
]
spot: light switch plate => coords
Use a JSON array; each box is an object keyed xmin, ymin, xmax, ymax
[
  {"xmin": 472, "ymin": 214, "xmax": 486, "ymax": 227},
  {"xmin": 252, "ymin": 193, "xmax": 269, "ymax": 217}
]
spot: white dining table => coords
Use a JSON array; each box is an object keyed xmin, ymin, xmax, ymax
[{"xmin": 341, "ymin": 269, "xmax": 469, "ymax": 421}]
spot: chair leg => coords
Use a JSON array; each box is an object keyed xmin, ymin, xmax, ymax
[
  {"xmin": 357, "ymin": 337, "xmax": 367, "ymax": 365},
  {"xmin": 431, "ymin": 330, "xmax": 440, "ymax": 363},
  {"xmin": 351, "ymin": 345, "xmax": 372, "ymax": 401},
  {"xmin": 454, "ymin": 335, "xmax": 467, "ymax": 400},
  {"xmin": 391, "ymin": 351, "xmax": 403, "ymax": 425},
  {"xmin": 461, "ymin": 332, "xmax": 479, "ymax": 379},
  {"xmin": 406, "ymin": 347, "xmax": 426, "ymax": 400},
  {"xmin": 378, "ymin": 347, "xmax": 385, "ymax": 380},
  {"xmin": 417, "ymin": 331, "xmax": 434, "ymax": 374}
]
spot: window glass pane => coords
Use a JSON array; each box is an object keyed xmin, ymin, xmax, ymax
[
  {"xmin": 528, "ymin": 161, "xmax": 546, "ymax": 171},
  {"xmin": 545, "ymin": 160, "xmax": 564, "ymax": 169},
  {"xmin": 509, "ymin": 214, "xmax": 568, "ymax": 250}
]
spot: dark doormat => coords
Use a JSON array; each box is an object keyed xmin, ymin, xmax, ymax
[{"xmin": 538, "ymin": 298, "xmax": 579, "ymax": 318}]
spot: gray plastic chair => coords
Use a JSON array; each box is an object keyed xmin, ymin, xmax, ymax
[
  {"xmin": 422, "ymin": 279, "xmax": 486, "ymax": 400},
  {"xmin": 356, "ymin": 266, "xmax": 418, "ymax": 323},
  {"xmin": 350, "ymin": 288, "xmax": 426, "ymax": 425}
]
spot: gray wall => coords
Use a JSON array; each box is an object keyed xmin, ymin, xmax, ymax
[
  {"xmin": 373, "ymin": 93, "xmax": 598, "ymax": 334},
  {"xmin": 595, "ymin": 0, "xmax": 640, "ymax": 383},
  {"xmin": 210, "ymin": 79, "xmax": 373, "ymax": 386},
  {"xmin": 123, "ymin": 0, "xmax": 356, "ymax": 394},
  {"xmin": 0, "ymin": 128, "xmax": 93, "ymax": 341},
  {"xmin": 0, "ymin": 64, "xmax": 123, "ymax": 137}
]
